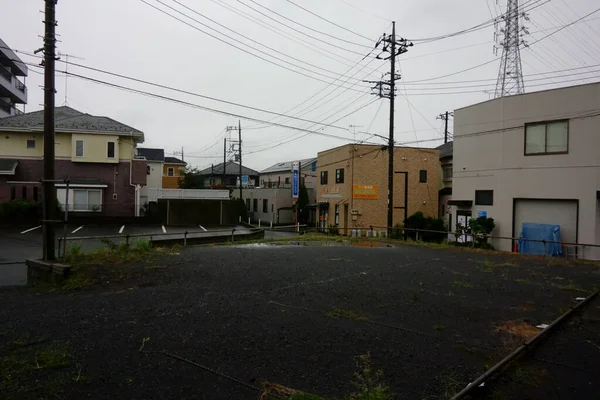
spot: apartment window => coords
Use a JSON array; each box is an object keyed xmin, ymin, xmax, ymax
[
  {"xmin": 271, "ymin": 204, "xmax": 274, "ymax": 212},
  {"xmin": 335, "ymin": 168, "xmax": 344, "ymax": 184},
  {"xmin": 10, "ymin": 187, "xmax": 15, "ymax": 201},
  {"xmin": 73, "ymin": 189, "xmax": 102, "ymax": 211},
  {"xmin": 285, "ymin": 177, "xmax": 290, "ymax": 184},
  {"xmin": 475, "ymin": 190, "xmax": 494, "ymax": 206},
  {"xmin": 21, "ymin": 186, "xmax": 27, "ymax": 200},
  {"xmin": 107, "ymin": 142, "xmax": 115, "ymax": 158},
  {"xmin": 419, "ymin": 170, "xmax": 428, "ymax": 183},
  {"xmin": 26, "ymin": 139, "xmax": 35, "ymax": 149},
  {"xmin": 33, "ymin": 187, "xmax": 39, "ymax": 202},
  {"xmin": 320, "ymin": 171, "xmax": 328, "ymax": 185},
  {"xmin": 334, "ymin": 204, "xmax": 339, "ymax": 226},
  {"xmin": 246, "ymin": 198, "xmax": 251, "ymax": 211},
  {"xmin": 167, "ymin": 167, "xmax": 175, "ymax": 177},
  {"xmin": 442, "ymin": 167, "xmax": 452, "ymax": 180},
  {"xmin": 253, "ymin": 199, "xmax": 258, "ymax": 212},
  {"xmin": 75, "ymin": 140, "xmax": 84, "ymax": 157},
  {"xmin": 146, "ymin": 165, "xmax": 151, "ymax": 175},
  {"xmin": 263, "ymin": 199, "xmax": 268, "ymax": 213},
  {"xmin": 525, "ymin": 120, "xmax": 568, "ymax": 155}
]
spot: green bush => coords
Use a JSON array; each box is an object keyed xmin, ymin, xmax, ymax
[
  {"xmin": 403, "ymin": 211, "xmax": 446, "ymax": 243},
  {"xmin": 133, "ymin": 239, "xmax": 152, "ymax": 251},
  {"xmin": 328, "ymin": 224, "xmax": 339, "ymax": 235},
  {"xmin": 389, "ymin": 223, "xmax": 404, "ymax": 240},
  {"xmin": 469, "ymin": 216, "xmax": 496, "ymax": 248}
]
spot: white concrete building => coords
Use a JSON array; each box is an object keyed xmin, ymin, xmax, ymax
[
  {"xmin": 243, "ymin": 187, "xmax": 316, "ymax": 225},
  {"xmin": 450, "ymin": 82, "xmax": 600, "ymax": 259}
]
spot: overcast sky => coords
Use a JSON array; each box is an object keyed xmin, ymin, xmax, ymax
[{"xmin": 2, "ymin": 0, "xmax": 599, "ymax": 171}]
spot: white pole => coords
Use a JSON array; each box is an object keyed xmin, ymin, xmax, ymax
[
  {"xmin": 239, "ymin": 216, "xmax": 241, "ymax": 223},
  {"xmin": 248, "ymin": 217, "xmax": 250, "ymax": 224},
  {"xmin": 270, "ymin": 220, "xmax": 273, "ymax": 228}
]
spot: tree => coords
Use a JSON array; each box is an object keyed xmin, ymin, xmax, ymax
[
  {"xmin": 178, "ymin": 167, "xmax": 204, "ymax": 189},
  {"xmin": 295, "ymin": 184, "xmax": 310, "ymax": 224}
]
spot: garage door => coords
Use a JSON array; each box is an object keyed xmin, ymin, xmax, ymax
[{"xmin": 514, "ymin": 199, "xmax": 578, "ymax": 244}]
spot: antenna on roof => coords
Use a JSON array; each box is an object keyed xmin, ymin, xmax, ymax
[{"xmin": 57, "ymin": 51, "xmax": 85, "ymax": 107}]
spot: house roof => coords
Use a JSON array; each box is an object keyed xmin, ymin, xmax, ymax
[
  {"xmin": 164, "ymin": 156, "xmax": 186, "ymax": 165},
  {"xmin": 198, "ymin": 161, "xmax": 259, "ymax": 176},
  {"xmin": 0, "ymin": 158, "xmax": 18, "ymax": 175},
  {"xmin": 0, "ymin": 106, "xmax": 144, "ymax": 142},
  {"xmin": 436, "ymin": 141, "xmax": 453, "ymax": 159},
  {"xmin": 137, "ymin": 148, "xmax": 165, "ymax": 162},
  {"xmin": 260, "ymin": 157, "xmax": 317, "ymax": 174}
]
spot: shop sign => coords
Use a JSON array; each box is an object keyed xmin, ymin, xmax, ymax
[
  {"xmin": 353, "ymin": 184, "xmax": 378, "ymax": 199},
  {"xmin": 321, "ymin": 187, "xmax": 341, "ymax": 199}
]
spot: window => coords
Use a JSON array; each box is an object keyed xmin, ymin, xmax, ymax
[
  {"xmin": 26, "ymin": 139, "xmax": 35, "ymax": 149},
  {"xmin": 73, "ymin": 189, "xmax": 102, "ymax": 211},
  {"xmin": 419, "ymin": 170, "xmax": 428, "ymax": 183},
  {"xmin": 167, "ymin": 167, "xmax": 174, "ymax": 177},
  {"xmin": 21, "ymin": 186, "xmax": 27, "ymax": 200},
  {"xmin": 10, "ymin": 187, "xmax": 15, "ymax": 200},
  {"xmin": 442, "ymin": 167, "xmax": 452, "ymax": 181},
  {"xmin": 107, "ymin": 142, "xmax": 115, "ymax": 158},
  {"xmin": 271, "ymin": 204, "xmax": 274, "ymax": 212},
  {"xmin": 75, "ymin": 140, "xmax": 84, "ymax": 157},
  {"xmin": 475, "ymin": 190, "xmax": 493, "ymax": 206},
  {"xmin": 146, "ymin": 165, "xmax": 151, "ymax": 175},
  {"xmin": 246, "ymin": 198, "xmax": 251, "ymax": 211},
  {"xmin": 320, "ymin": 171, "xmax": 328, "ymax": 185},
  {"xmin": 33, "ymin": 187, "xmax": 38, "ymax": 202},
  {"xmin": 285, "ymin": 177, "xmax": 290, "ymax": 184},
  {"xmin": 525, "ymin": 120, "xmax": 568, "ymax": 155},
  {"xmin": 253, "ymin": 199, "xmax": 258, "ymax": 212},
  {"xmin": 334, "ymin": 204, "xmax": 339, "ymax": 225},
  {"xmin": 335, "ymin": 168, "xmax": 344, "ymax": 184},
  {"xmin": 263, "ymin": 199, "xmax": 268, "ymax": 213}
]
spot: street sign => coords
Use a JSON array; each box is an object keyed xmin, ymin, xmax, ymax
[
  {"xmin": 241, "ymin": 175, "xmax": 249, "ymax": 185},
  {"xmin": 478, "ymin": 210, "xmax": 487, "ymax": 218},
  {"xmin": 292, "ymin": 161, "xmax": 300, "ymax": 198}
]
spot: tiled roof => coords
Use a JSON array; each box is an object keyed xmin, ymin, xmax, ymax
[
  {"xmin": 137, "ymin": 148, "xmax": 165, "ymax": 162},
  {"xmin": 164, "ymin": 156, "xmax": 186, "ymax": 165},
  {"xmin": 0, "ymin": 106, "xmax": 144, "ymax": 141},
  {"xmin": 436, "ymin": 141, "xmax": 453, "ymax": 159},
  {"xmin": 260, "ymin": 157, "xmax": 317, "ymax": 174},
  {"xmin": 198, "ymin": 161, "xmax": 259, "ymax": 176},
  {"xmin": 0, "ymin": 158, "xmax": 18, "ymax": 175}
]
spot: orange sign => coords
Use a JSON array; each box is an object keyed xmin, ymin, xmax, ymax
[{"xmin": 353, "ymin": 184, "xmax": 378, "ymax": 199}]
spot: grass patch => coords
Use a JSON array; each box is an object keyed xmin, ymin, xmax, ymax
[
  {"xmin": 553, "ymin": 282, "xmax": 589, "ymax": 293},
  {"xmin": 411, "ymin": 290, "xmax": 421, "ymax": 303},
  {"xmin": 146, "ymin": 265, "xmax": 165, "ymax": 271},
  {"xmin": 479, "ymin": 260, "xmax": 495, "ymax": 272},
  {"xmin": 515, "ymin": 278, "xmax": 532, "ymax": 285},
  {"xmin": 325, "ymin": 308, "xmax": 371, "ymax": 322},
  {"xmin": 1, "ymin": 340, "xmax": 86, "ymax": 399},
  {"xmin": 433, "ymin": 322, "xmax": 446, "ymax": 331},
  {"xmin": 451, "ymin": 280, "xmax": 473, "ymax": 288}
]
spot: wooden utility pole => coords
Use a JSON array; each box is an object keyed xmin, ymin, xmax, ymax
[
  {"xmin": 437, "ymin": 111, "xmax": 454, "ymax": 144},
  {"xmin": 42, "ymin": 0, "xmax": 57, "ymax": 261},
  {"xmin": 223, "ymin": 138, "xmax": 226, "ymax": 185},
  {"xmin": 238, "ymin": 120, "xmax": 242, "ymax": 200}
]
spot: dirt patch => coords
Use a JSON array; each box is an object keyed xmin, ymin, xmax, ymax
[{"xmin": 496, "ymin": 320, "xmax": 540, "ymax": 340}]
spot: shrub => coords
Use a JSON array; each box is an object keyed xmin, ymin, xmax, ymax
[
  {"xmin": 403, "ymin": 211, "xmax": 446, "ymax": 243},
  {"xmin": 133, "ymin": 239, "xmax": 152, "ymax": 251},
  {"xmin": 469, "ymin": 216, "xmax": 496, "ymax": 248},
  {"xmin": 328, "ymin": 224, "xmax": 339, "ymax": 235},
  {"xmin": 389, "ymin": 223, "xmax": 404, "ymax": 240}
]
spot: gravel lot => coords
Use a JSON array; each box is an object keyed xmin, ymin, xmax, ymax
[{"xmin": 1, "ymin": 243, "xmax": 598, "ymax": 399}]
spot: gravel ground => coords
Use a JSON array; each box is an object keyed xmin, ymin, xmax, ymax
[{"xmin": 1, "ymin": 243, "xmax": 599, "ymax": 399}]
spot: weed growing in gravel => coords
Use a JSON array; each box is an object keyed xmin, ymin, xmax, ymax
[
  {"xmin": 496, "ymin": 320, "xmax": 539, "ymax": 340},
  {"xmin": 479, "ymin": 260, "xmax": 495, "ymax": 272},
  {"xmin": 451, "ymin": 280, "xmax": 473, "ymax": 288},
  {"xmin": 433, "ymin": 322, "xmax": 446, "ymax": 331},
  {"xmin": 411, "ymin": 290, "xmax": 421, "ymax": 302},
  {"xmin": 325, "ymin": 308, "xmax": 371, "ymax": 322},
  {"xmin": 553, "ymin": 282, "xmax": 589, "ymax": 293}
]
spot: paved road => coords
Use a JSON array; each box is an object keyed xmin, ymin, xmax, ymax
[{"xmin": 1, "ymin": 244, "xmax": 598, "ymax": 399}]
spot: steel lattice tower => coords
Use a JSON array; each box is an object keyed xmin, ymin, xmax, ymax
[{"xmin": 494, "ymin": 0, "xmax": 525, "ymax": 97}]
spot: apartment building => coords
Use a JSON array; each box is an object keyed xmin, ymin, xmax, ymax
[
  {"xmin": 0, "ymin": 106, "xmax": 147, "ymax": 216},
  {"xmin": 450, "ymin": 82, "xmax": 600, "ymax": 259},
  {"xmin": 260, "ymin": 157, "xmax": 317, "ymax": 191},
  {"xmin": 316, "ymin": 144, "xmax": 440, "ymax": 234},
  {"xmin": 0, "ymin": 38, "xmax": 27, "ymax": 118}
]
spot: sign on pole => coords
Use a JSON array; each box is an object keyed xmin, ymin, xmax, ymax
[
  {"xmin": 241, "ymin": 175, "xmax": 249, "ymax": 186},
  {"xmin": 292, "ymin": 161, "xmax": 300, "ymax": 198}
]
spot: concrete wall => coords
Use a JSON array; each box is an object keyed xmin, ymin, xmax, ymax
[
  {"xmin": 0, "ymin": 131, "xmax": 135, "ymax": 162},
  {"xmin": 451, "ymin": 82, "xmax": 600, "ymax": 258},
  {"xmin": 316, "ymin": 144, "xmax": 440, "ymax": 233}
]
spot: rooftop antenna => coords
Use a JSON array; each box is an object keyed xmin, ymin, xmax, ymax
[{"xmin": 57, "ymin": 51, "xmax": 85, "ymax": 106}]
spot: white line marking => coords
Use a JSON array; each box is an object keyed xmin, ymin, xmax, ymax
[
  {"xmin": 119, "ymin": 225, "xmax": 125, "ymax": 234},
  {"xmin": 162, "ymin": 225, "xmax": 167, "ymax": 233},
  {"xmin": 21, "ymin": 225, "xmax": 41, "ymax": 234},
  {"xmin": 71, "ymin": 225, "xmax": 84, "ymax": 234},
  {"xmin": 199, "ymin": 224, "xmax": 207, "ymax": 232}
]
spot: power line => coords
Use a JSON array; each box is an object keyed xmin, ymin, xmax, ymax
[
  {"xmin": 282, "ymin": 0, "xmax": 374, "ymax": 42},
  {"xmin": 333, "ymin": 0, "xmax": 391, "ymax": 22}
]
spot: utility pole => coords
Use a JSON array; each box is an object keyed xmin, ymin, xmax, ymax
[
  {"xmin": 42, "ymin": 0, "xmax": 57, "ymax": 261},
  {"xmin": 437, "ymin": 111, "xmax": 454, "ymax": 144},
  {"xmin": 181, "ymin": 146, "xmax": 184, "ymax": 163},
  {"xmin": 223, "ymin": 138, "xmax": 226, "ymax": 185},
  {"xmin": 226, "ymin": 122, "xmax": 243, "ymax": 199},
  {"xmin": 366, "ymin": 21, "xmax": 412, "ymax": 233}
]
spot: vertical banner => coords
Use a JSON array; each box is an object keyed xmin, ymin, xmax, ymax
[{"xmin": 292, "ymin": 161, "xmax": 300, "ymax": 198}]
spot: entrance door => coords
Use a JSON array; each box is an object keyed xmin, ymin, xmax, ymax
[{"xmin": 344, "ymin": 204, "xmax": 349, "ymax": 236}]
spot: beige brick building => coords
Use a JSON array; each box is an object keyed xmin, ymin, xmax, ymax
[{"xmin": 316, "ymin": 144, "xmax": 440, "ymax": 234}]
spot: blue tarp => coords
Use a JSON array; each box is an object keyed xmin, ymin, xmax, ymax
[{"xmin": 518, "ymin": 223, "xmax": 562, "ymax": 256}]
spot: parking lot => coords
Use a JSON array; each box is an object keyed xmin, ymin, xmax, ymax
[{"xmin": 0, "ymin": 223, "xmax": 265, "ymax": 286}]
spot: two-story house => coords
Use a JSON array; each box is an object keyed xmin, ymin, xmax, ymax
[
  {"xmin": 450, "ymin": 82, "xmax": 600, "ymax": 259},
  {"xmin": 163, "ymin": 156, "xmax": 186, "ymax": 189},
  {"xmin": 259, "ymin": 157, "xmax": 317, "ymax": 192},
  {"xmin": 0, "ymin": 106, "xmax": 147, "ymax": 216},
  {"xmin": 136, "ymin": 148, "xmax": 165, "ymax": 207},
  {"xmin": 198, "ymin": 161, "xmax": 258, "ymax": 188}
]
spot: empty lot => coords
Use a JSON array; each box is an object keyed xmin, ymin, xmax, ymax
[{"xmin": 1, "ymin": 243, "xmax": 598, "ymax": 399}]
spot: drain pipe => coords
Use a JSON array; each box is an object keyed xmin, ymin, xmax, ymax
[{"xmin": 451, "ymin": 288, "xmax": 599, "ymax": 400}]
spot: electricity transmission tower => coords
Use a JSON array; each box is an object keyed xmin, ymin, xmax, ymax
[{"xmin": 494, "ymin": 0, "xmax": 527, "ymax": 97}]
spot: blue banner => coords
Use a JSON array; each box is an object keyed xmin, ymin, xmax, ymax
[{"xmin": 292, "ymin": 161, "xmax": 299, "ymax": 198}]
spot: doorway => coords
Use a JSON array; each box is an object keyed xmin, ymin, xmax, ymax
[{"xmin": 344, "ymin": 204, "xmax": 349, "ymax": 236}]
